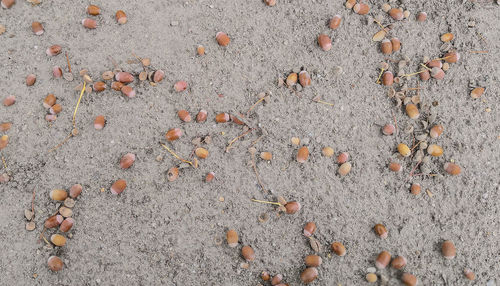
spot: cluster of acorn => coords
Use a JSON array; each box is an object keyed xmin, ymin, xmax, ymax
[
  {"xmin": 282, "ymin": 69, "xmax": 311, "ymax": 92},
  {"xmin": 317, "ymin": 13, "xmax": 342, "ymax": 51},
  {"xmin": 42, "ymin": 94, "xmax": 62, "ymax": 122},
  {"xmin": 43, "ymin": 184, "xmax": 82, "ymax": 271},
  {"xmin": 81, "ymin": 4, "xmax": 128, "ymax": 30}
]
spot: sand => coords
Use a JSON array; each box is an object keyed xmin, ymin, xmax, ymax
[{"xmin": 0, "ymin": 0, "xmax": 499, "ymax": 285}]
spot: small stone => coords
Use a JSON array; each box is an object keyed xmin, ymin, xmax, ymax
[
  {"xmin": 367, "ymin": 267, "xmax": 376, "ymax": 273},
  {"xmin": 155, "ymin": 155, "xmax": 163, "ymax": 162},
  {"xmin": 170, "ymin": 21, "xmax": 179, "ymax": 26}
]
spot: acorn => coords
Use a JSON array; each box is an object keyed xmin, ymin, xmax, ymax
[
  {"xmin": 165, "ymin": 128, "xmax": 182, "ymax": 141},
  {"xmin": 417, "ymin": 12, "xmax": 427, "ymax": 22},
  {"xmin": 366, "ymin": 273, "xmax": 377, "ymax": 283},
  {"xmin": 389, "ymin": 162, "xmax": 402, "ymax": 172},
  {"xmin": 353, "ymin": 3, "xmax": 370, "ymax": 14},
  {"xmin": 110, "ymin": 179, "xmax": 127, "ymax": 195},
  {"xmin": 429, "ymin": 124, "xmax": 444, "ymax": 138},
  {"xmin": 382, "ymin": 71, "xmax": 393, "ymax": 86},
  {"xmin": 102, "ymin": 71, "xmax": 114, "ymax": 80},
  {"xmin": 111, "ymin": 81, "xmax": 124, "ymax": 91},
  {"xmin": 94, "ymin": 115, "xmax": 106, "ymax": 130},
  {"xmin": 49, "ymin": 104, "xmax": 62, "ymax": 115},
  {"xmin": 284, "ymin": 201, "xmax": 301, "ymax": 214},
  {"xmin": 82, "ymin": 18, "xmax": 97, "ymax": 29},
  {"xmin": 444, "ymin": 162, "xmax": 461, "ymax": 175},
  {"xmin": 50, "ymin": 189, "xmax": 68, "ymax": 201},
  {"xmin": 317, "ymin": 34, "xmax": 332, "ymax": 51},
  {"xmin": 0, "ymin": 122, "xmax": 12, "ymax": 132},
  {"xmin": 47, "ymin": 256, "xmax": 63, "ymax": 272},
  {"xmin": 51, "ymin": 234, "xmax": 66, "ymax": 247},
  {"xmin": 426, "ymin": 60, "xmax": 442, "ymax": 68},
  {"xmin": 391, "ymin": 256, "xmax": 407, "ymax": 269},
  {"xmin": 197, "ymin": 45, "xmax": 205, "ymax": 55},
  {"xmin": 374, "ymin": 224, "xmax": 388, "ymax": 239},
  {"xmin": 271, "ymin": 274, "xmax": 282, "ymax": 285},
  {"xmin": 375, "ymin": 251, "xmax": 391, "ymax": 269},
  {"xmin": 405, "ymin": 103, "xmax": 419, "ymax": 119},
  {"xmin": 470, "ymin": 87, "xmax": 484, "ymax": 99},
  {"xmin": 121, "ymin": 86, "xmax": 136, "ymax": 98},
  {"xmin": 419, "ymin": 69, "xmax": 430, "ymax": 81},
  {"xmin": 261, "ymin": 271, "xmax": 270, "ymax": 281},
  {"xmin": 337, "ymin": 152, "xmax": 349, "ymax": 164},
  {"xmin": 43, "ymin": 94, "xmax": 56, "ymax": 109},
  {"xmin": 195, "ymin": 147, "xmax": 209, "ymax": 159},
  {"xmin": 297, "ymin": 146, "xmax": 309, "ymax": 163},
  {"xmin": 382, "ymin": 123, "xmax": 395, "ymax": 135},
  {"xmin": 1, "ymin": 0, "xmax": 15, "ymax": 9},
  {"xmin": 0, "ymin": 135, "xmax": 8, "ymax": 150},
  {"xmin": 46, "ymin": 45, "xmax": 62, "ymax": 56},
  {"xmin": 115, "ymin": 72, "xmax": 134, "ymax": 83},
  {"xmin": 3, "ymin": 96, "xmax": 15, "ymax": 106},
  {"xmin": 167, "ymin": 167, "xmax": 179, "ymax": 182},
  {"xmin": 442, "ymin": 240, "xmax": 456, "ymax": 259},
  {"xmin": 338, "ymin": 162, "xmax": 352, "ymax": 176},
  {"xmin": 331, "ymin": 242, "xmax": 346, "ymax": 256},
  {"xmin": 303, "ymin": 222, "xmax": 317, "ymax": 237},
  {"xmin": 26, "ymin": 74, "xmax": 36, "ymax": 86},
  {"xmin": 431, "ymin": 67, "xmax": 445, "ymax": 80},
  {"xmin": 380, "ymin": 39, "xmax": 392, "ymax": 54},
  {"xmin": 391, "ymin": 38, "xmax": 401, "ymax": 52},
  {"xmin": 441, "ymin": 33, "xmax": 454, "ymax": 42},
  {"xmin": 286, "ymin": 73, "xmax": 298, "ymax": 86},
  {"xmin": 299, "ymin": 71, "xmax": 311, "ymax": 87},
  {"xmin": 226, "ymin": 229, "xmax": 238, "ymax": 247},
  {"xmin": 205, "ymin": 172, "xmax": 215, "ymax": 182},
  {"xmin": 152, "ymin": 69, "xmax": 165, "ymax": 83},
  {"xmin": 93, "ymin": 81, "xmax": 106, "ymax": 92},
  {"xmin": 329, "ymin": 15, "xmax": 342, "ymax": 30},
  {"xmin": 216, "ymin": 32, "xmax": 230, "ymax": 47},
  {"xmin": 401, "ymin": 273, "xmax": 417, "ymax": 286},
  {"xmin": 427, "ymin": 144, "xmax": 443, "ymax": 157},
  {"xmin": 196, "ymin": 110, "xmax": 207, "ymax": 122},
  {"xmin": 389, "ymin": 8, "xmax": 404, "ymax": 20},
  {"xmin": 174, "ymin": 80, "xmax": 188, "ymax": 92},
  {"xmin": 305, "ymin": 255, "xmax": 322, "ymax": 267},
  {"xmin": 87, "ymin": 5, "xmax": 100, "ymax": 15},
  {"xmin": 116, "ymin": 10, "xmax": 127, "ymax": 24},
  {"xmin": 59, "ymin": 218, "xmax": 74, "ymax": 232},
  {"xmin": 45, "ymin": 115, "xmax": 57, "ymax": 122},
  {"xmin": 120, "ymin": 153, "xmax": 136, "ymax": 169},
  {"xmin": 69, "ymin": 184, "xmax": 82, "ymax": 198},
  {"xmin": 300, "ymin": 267, "xmax": 318, "ymax": 284},
  {"xmin": 322, "ymin": 147, "xmax": 334, "ymax": 157},
  {"xmin": 397, "ymin": 143, "xmax": 411, "ymax": 157},
  {"xmin": 260, "ymin": 152, "xmax": 272, "ymax": 161},
  {"xmin": 230, "ymin": 114, "xmax": 244, "ymax": 125},
  {"xmin": 444, "ymin": 51, "xmax": 460, "ymax": 63},
  {"xmin": 241, "ymin": 245, "xmax": 255, "ymax": 261},
  {"xmin": 59, "ymin": 206, "xmax": 73, "ymax": 218},
  {"xmin": 177, "ymin": 110, "xmax": 192, "ymax": 122},
  {"xmin": 410, "ymin": 183, "xmax": 421, "ymax": 195},
  {"xmin": 51, "ymin": 66, "xmax": 62, "ymax": 78},
  {"xmin": 464, "ymin": 269, "xmax": 476, "ymax": 281},
  {"xmin": 44, "ymin": 215, "xmax": 63, "ymax": 228},
  {"xmin": 345, "ymin": 0, "xmax": 355, "ymax": 9}
]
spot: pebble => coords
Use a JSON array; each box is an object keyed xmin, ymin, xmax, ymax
[
  {"xmin": 487, "ymin": 280, "xmax": 496, "ymax": 286},
  {"xmin": 170, "ymin": 21, "xmax": 179, "ymax": 26},
  {"xmin": 367, "ymin": 267, "xmax": 376, "ymax": 273},
  {"xmin": 302, "ymin": 138, "xmax": 310, "ymax": 145},
  {"xmin": 333, "ymin": 66, "xmax": 343, "ymax": 75}
]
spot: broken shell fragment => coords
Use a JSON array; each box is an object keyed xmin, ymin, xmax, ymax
[
  {"xmin": 241, "ymin": 245, "xmax": 255, "ymax": 261},
  {"xmin": 47, "ymin": 256, "xmax": 64, "ymax": 272},
  {"xmin": 297, "ymin": 146, "xmax": 309, "ymax": 163},
  {"xmin": 120, "ymin": 153, "xmax": 136, "ymax": 169},
  {"xmin": 470, "ymin": 87, "xmax": 484, "ymax": 99},
  {"xmin": 317, "ymin": 34, "xmax": 332, "ymax": 51},
  {"xmin": 167, "ymin": 167, "xmax": 179, "ymax": 182},
  {"xmin": 110, "ymin": 179, "xmax": 127, "ymax": 195},
  {"xmin": 50, "ymin": 189, "xmax": 68, "ymax": 201},
  {"xmin": 94, "ymin": 115, "xmax": 106, "ymax": 130},
  {"xmin": 165, "ymin": 128, "xmax": 182, "ymax": 141},
  {"xmin": 216, "ymin": 32, "xmax": 230, "ymax": 46},
  {"xmin": 226, "ymin": 229, "xmax": 238, "ymax": 247}
]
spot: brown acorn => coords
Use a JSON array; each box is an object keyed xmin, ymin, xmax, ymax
[
  {"xmin": 215, "ymin": 113, "xmax": 230, "ymax": 123},
  {"xmin": 122, "ymin": 85, "xmax": 136, "ymax": 97},
  {"xmin": 427, "ymin": 144, "xmax": 443, "ymax": 157},
  {"xmin": 464, "ymin": 269, "xmax": 476, "ymax": 281},
  {"xmin": 429, "ymin": 124, "xmax": 444, "ymax": 138},
  {"xmin": 382, "ymin": 71, "xmax": 393, "ymax": 86},
  {"xmin": 116, "ymin": 10, "xmax": 127, "ymax": 24},
  {"xmin": 444, "ymin": 162, "xmax": 461, "ymax": 175},
  {"xmin": 329, "ymin": 15, "xmax": 342, "ymax": 29},
  {"xmin": 300, "ymin": 267, "xmax": 318, "ymax": 284},
  {"xmin": 167, "ymin": 167, "xmax": 179, "ymax": 182},
  {"xmin": 42, "ymin": 94, "xmax": 56, "ymax": 109},
  {"xmin": 410, "ymin": 183, "xmax": 421, "ymax": 195},
  {"xmin": 381, "ymin": 39, "xmax": 392, "ymax": 54},
  {"xmin": 318, "ymin": 34, "xmax": 332, "ymax": 51},
  {"xmin": 401, "ymin": 273, "xmax": 417, "ymax": 286},
  {"xmin": 375, "ymin": 251, "xmax": 391, "ymax": 269},
  {"xmin": 0, "ymin": 122, "xmax": 12, "ymax": 132},
  {"xmin": 165, "ymin": 128, "xmax": 182, "ymax": 141},
  {"xmin": 46, "ymin": 45, "xmax": 62, "ymax": 56},
  {"xmin": 374, "ymin": 224, "xmax": 388, "ymax": 239},
  {"xmin": 417, "ymin": 12, "xmax": 427, "ymax": 22},
  {"xmin": 87, "ymin": 5, "xmax": 100, "ymax": 15},
  {"xmin": 230, "ymin": 114, "xmax": 244, "ymax": 125},
  {"xmin": 389, "ymin": 8, "xmax": 404, "ymax": 20},
  {"xmin": 49, "ymin": 104, "xmax": 62, "ymax": 115},
  {"xmin": 270, "ymin": 274, "xmax": 282, "ymax": 285},
  {"xmin": 442, "ymin": 240, "xmax": 456, "ymax": 259},
  {"xmin": 405, "ymin": 103, "xmax": 419, "ymax": 119},
  {"xmin": 3, "ymin": 96, "xmax": 15, "ymax": 106},
  {"xmin": 353, "ymin": 3, "xmax": 370, "ymax": 14},
  {"xmin": 197, "ymin": 45, "xmax": 205, "ymax": 55},
  {"xmin": 1, "ymin": 0, "xmax": 15, "ymax": 9},
  {"xmin": 44, "ymin": 215, "xmax": 63, "ymax": 228},
  {"xmin": 331, "ymin": 242, "xmax": 346, "ymax": 256},
  {"xmin": 153, "ymin": 70, "xmax": 165, "ymax": 83},
  {"xmin": 178, "ymin": 110, "xmax": 191, "ymax": 122},
  {"xmin": 110, "ymin": 179, "xmax": 127, "ymax": 195},
  {"xmin": 216, "ymin": 32, "xmax": 230, "ymax": 47},
  {"xmin": 391, "ymin": 256, "xmax": 407, "ymax": 269},
  {"xmin": 119, "ymin": 153, "xmax": 136, "ymax": 169},
  {"xmin": 305, "ymin": 255, "xmax": 322, "ymax": 267},
  {"xmin": 93, "ymin": 81, "xmax": 106, "ymax": 92},
  {"xmin": 174, "ymin": 80, "xmax": 188, "ymax": 92},
  {"xmin": 51, "ymin": 66, "xmax": 62, "ymax": 78},
  {"xmin": 441, "ymin": 33, "xmax": 454, "ymax": 42},
  {"xmin": 115, "ymin": 72, "xmax": 134, "ymax": 83},
  {"xmin": 226, "ymin": 229, "xmax": 238, "ymax": 247},
  {"xmin": 94, "ymin": 115, "xmax": 106, "ymax": 130},
  {"xmin": 50, "ymin": 189, "xmax": 68, "ymax": 201},
  {"xmin": 0, "ymin": 135, "xmax": 8, "ymax": 150},
  {"xmin": 195, "ymin": 147, "xmax": 209, "ymax": 159},
  {"xmin": 260, "ymin": 151, "xmax": 272, "ymax": 161},
  {"xmin": 47, "ymin": 256, "xmax": 63, "ymax": 272},
  {"xmin": 196, "ymin": 110, "xmax": 208, "ymax": 122},
  {"xmin": 205, "ymin": 172, "xmax": 215, "ymax": 182},
  {"xmin": 382, "ymin": 124, "xmax": 395, "ymax": 135},
  {"xmin": 470, "ymin": 87, "xmax": 485, "ymax": 99},
  {"xmin": 59, "ymin": 218, "xmax": 74, "ymax": 232},
  {"xmin": 264, "ymin": 0, "xmax": 276, "ymax": 6},
  {"xmin": 444, "ymin": 51, "xmax": 460, "ymax": 63},
  {"xmin": 261, "ymin": 271, "xmax": 270, "ymax": 281},
  {"xmin": 426, "ymin": 60, "xmax": 442, "ymax": 68},
  {"xmin": 297, "ymin": 146, "xmax": 309, "ymax": 163},
  {"xmin": 51, "ymin": 234, "xmax": 66, "ymax": 246},
  {"xmin": 431, "ymin": 67, "xmax": 445, "ymax": 80},
  {"xmin": 111, "ymin": 81, "xmax": 124, "ymax": 91},
  {"xmin": 391, "ymin": 38, "xmax": 401, "ymax": 52},
  {"xmin": 82, "ymin": 18, "xmax": 97, "ymax": 29},
  {"xmin": 303, "ymin": 222, "xmax": 317, "ymax": 237},
  {"xmin": 299, "ymin": 71, "xmax": 311, "ymax": 87},
  {"xmin": 419, "ymin": 69, "xmax": 430, "ymax": 81},
  {"xmin": 24, "ymin": 74, "xmax": 36, "ymax": 87},
  {"xmin": 284, "ymin": 201, "xmax": 301, "ymax": 214},
  {"xmin": 69, "ymin": 184, "xmax": 82, "ymax": 198},
  {"xmin": 241, "ymin": 245, "xmax": 255, "ymax": 261}
]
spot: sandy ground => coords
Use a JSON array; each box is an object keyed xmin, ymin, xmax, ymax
[{"xmin": 1, "ymin": 0, "xmax": 499, "ymax": 285}]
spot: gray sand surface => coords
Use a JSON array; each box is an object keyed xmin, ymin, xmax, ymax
[{"xmin": 0, "ymin": 0, "xmax": 499, "ymax": 285}]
